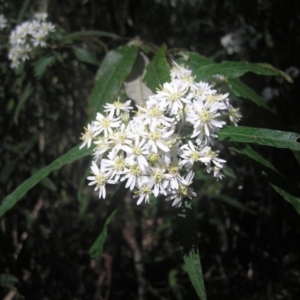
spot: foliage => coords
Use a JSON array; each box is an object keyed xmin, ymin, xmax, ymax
[{"xmin": 1, "ymin": 1, "xmax": 300, "ymax": 299}]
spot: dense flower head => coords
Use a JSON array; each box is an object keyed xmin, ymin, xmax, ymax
[
  {"xmin": 8, "ymin": 13, "xmax": 55, "ymax": 69},
  {"xmin": 80, "ymin": 63, "xmax": 242, "ymax": 207}
]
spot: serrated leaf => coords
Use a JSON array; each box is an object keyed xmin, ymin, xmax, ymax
[
  {"xmin": 183, "ymin": 250, "xmax": 206, "ymax": 300},
  {"xmin": 73, "ymin": 48, "xmax": 100, "ymax": 66},
  {"xmin": 193, "ymin": 61, "xmax": 290, "ymax": 81},
  {"xmin": 124, "ymin": 51, "xmax": 153, "ymax": 105},
  {"xmin": 228, "ymin": 77, "xmax": 270, "ymax": 110},
  {"xmin": 88, "ymin": 45, "xmax": 138, "ymax": 119},
  {"xmin": 218, "ymin": 126, "xmax": 300, "ymax": 151},
  {"xmin": 176, "ymin": 201, "xmax": 206, "ymax": 300},
  {"xmin": 13, "ymin": 82, "xmax": 34, "ymax": 124},
  {"xmin": 0, "ymin": 145, "xmax": 93, "ymax": 218},
  {"xmin": 34, "ymin": 55, "xmax": 57, "ymax": 79},
  {"xmin": 143, "ymin": 45, "xmax": 171, "ymax": 92}
]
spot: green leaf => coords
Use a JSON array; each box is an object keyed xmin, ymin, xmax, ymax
[
  {"xmin": 0, "ymin": 159, "xmax": 18, "ymax": 184},
  {"xmin": 209, "ymin": 193, "xmax": 255, "ymax": 214},
  {"xmin": 63, "ymin": 30, "xmax": 121, "ymax": 41},
  {"xmin": 177, "ymin": 51, "xmax": 213, "ymax": 70},
  {"xmin": 292, "ymin": 151, "xmax": 300, "ymax": 166},
  {"xmin": 34, "ymin": 55, "xmax": 57, "ymax": 79},
  {"xmin": 88, "ymin": 45, "xmax": 138, "ymax": 119},
  {"xmin": 16, "ymin": 0, "xmax": 30, "ymax": 23},
  {"xmin": 40, "ymin": 177, "xmax": 57, "ymax": 192},
  {"xmin": 218, "ymin": 126, "xmax": 300, "ymax": 151},
  {"xmin": 270, "ymin": 184, "xmax": 300, "ymax": 214},
  {"xmin": 77, "ymin": 164, "xmax": 92, "ymax": 218},
  {"xmin": 228, "ymin": 77, "xmax": 270, "ymax": 110},
  {"xmin": 89, "ymin": 182, "xmax": 126, "ymax": 260},
  {"xmin": 0, "ymin": 145, "xmax": 93, "ymax": 218},
  {"xmin": 73, "ymin": 48, "xmax": 100, "ymax": 66},
  {"xmin": 89, "ymin": 210, "xmax": 116, "ymax": 261},
  {"xmin": 230, "ymin": 145, "xmax": 300, "ymax": 215},
  {"xmin": 143, "ymin": 45, "xmax": 171, "ymax": 92},
  {"xmin": 175, "ymin": 201, "xmax": 206, "ymax": 300},
  {"xmin": 0, "ymin": 273, "xmax": 19, "ymax": 289},
  {"xmin": 13, "ymin": 82, "xmax": 34, "ymax": 124},
  {"xmin": 229, "ymin": 145, "xmax": 279, "ymax": 173},
  {"xmin": 183, "ymin": 250, "xmax": 206, "ymax": 300},
  {"xmin": 193, "ymin": 61, "xmax": 291, "ymax": 81}
]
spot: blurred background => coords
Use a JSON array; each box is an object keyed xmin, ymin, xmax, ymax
[{"xmin": 1, "ymin": 0, "xmax": 300, "ymax": 299}]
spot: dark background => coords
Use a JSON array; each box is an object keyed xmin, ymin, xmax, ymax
[{"xmin": 1, "ymin": 0, "xmax": 300, "ymax": 299}]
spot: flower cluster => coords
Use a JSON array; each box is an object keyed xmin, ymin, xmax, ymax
[
  {"xmin": 0, "ymin": 14, "xmax": 7, "ymax": 30},
  {"xmin": 8, "ymin": 13, "xmax": 55, "ymax": 69},
  {"xmin": 80, "ymin": 63, "xmax": 242, "ymax": 207},
  {"xmin": 220, "ymin": 26, "xmax": 256, "ymax": 55}
]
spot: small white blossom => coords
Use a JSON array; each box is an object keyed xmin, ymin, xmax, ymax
[
  {"xmin": 87, "ymin": 161, "xmax": 117, "ymax": 199},
  {"xmin": 0, "ymin": 14, "xmax": 7, "ymax": 30},
  {"xmin": 8, "ymin": 14, "xmax": 55, "ymax": 68},
  {"xmin": 104, "ymin": 99, "xmax": 133, "ymax": 116}
]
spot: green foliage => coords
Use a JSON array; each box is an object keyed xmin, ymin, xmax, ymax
[
  {"xmin": 33, "ymin": 54, "xmax": 57, "ymax": 79},
  {"xmin": 1, "ymin": 4, "xmax": 300, "ymax": 298},
  {"xmin": 88, "ymin": 45, "xmax": 138, "ymax": 118},
  {"xmin": 227, "ymin": 77, "xmax": 270, "ymax": 110},
  {"xmin": 218, "ymin": 126, "xmax": 300, "ymax": 151},
  {"xmin": 0, "ymin": 145, "xmax": 93, "ymax": 218},
  {"xmin": 176, "ymin": 202, "xmax": 206, "ymax": 300},
  {"xmin": 13, "ymin": 81, "xmax": 34, "ymax": 124},
  {"xmin": 143, "ymin": 44, "xmax": 171, "ymax": 91},
  {"xmin": 73, "ymin": 48, "xmax": 100, "ymax": 66},
  {"xmin": 89, "ymin": 183, "xmax": 126, "ymax": 260}
]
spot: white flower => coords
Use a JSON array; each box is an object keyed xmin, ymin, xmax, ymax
[
  {"xmin": 148, "ymin": 167, "xmax": 170, "ymax": 197},
  {"xmin": 8, "ymin": 15, "xmax": 55, "ymax": 68},
  {"xmin": 179, "ymin": 141, "xmax": 202, "ymax": 169},
  {"xmin": 227, "ymin": 105, "xmax": 242, "ymax": 126},
  {"xmin": 34, "ymin": 12, "xmax": 48, "ymax": 21},
  {"xmin": 154, "ymin": 81, "xmax": 189, "ymax": 116},
  {"xmin": 31, "ymin": 29, "xmax": 48, "ymax": 47},
  {"xmin": 121, "ymin": 136, "xmax": 149, "ymax": 171},
  {"xmin": 0, "ymin": 14, "xmax": 7, "ymax": 30},
  {"xmin": 104, "ymin": 99, "xmax": 133, "ymax": 116},
  {"xmin": 93, "ymin": 112, "xmax": 121, "ymax": 136},
  {"xmin": 135, "ymin": 99, "xmax": 173, "ymax": 130},
  {"xmin": 133, "ymin": 177, "xmax": 154, "ymax": 205},
  {"xmin": 199, "ymin": 147, "xmax": 226, "ymax": 171},
  {"xmin": 142, "ymin": 126, "xmax": 173, "ymax": 153},
  {"xmin": 166, "ymin": 171, "xmax": 196, "ymax": 207},
  {"xmin": 87, "ymin": 161, "xmax": 117, "ymax": 199},
  {"xmin": 188, "ymin": 98, "xmax": 226, "ymax": 144},
  {"xmin": 121, "ymin": 163, "xmax": 143, "ymax": 190},
  {"xmin": 101, "ymin": 151, "xmax": 127, "ymax": 181},
  {"xmin": 80, "ymin": 123, "xmax": 95, "ymax": 149}
]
